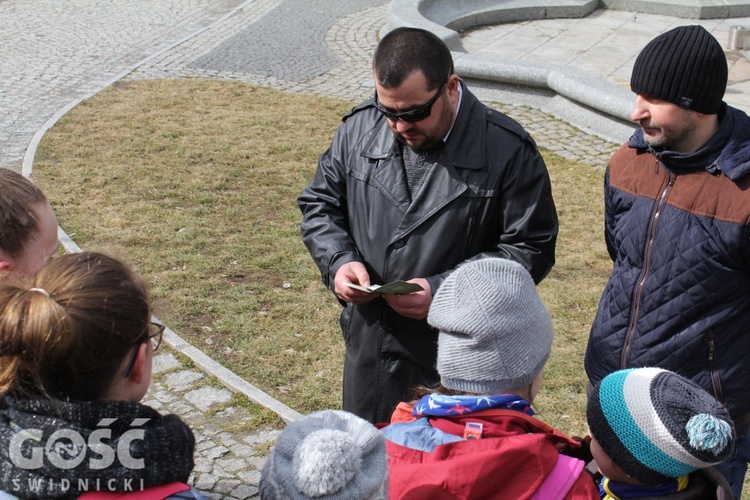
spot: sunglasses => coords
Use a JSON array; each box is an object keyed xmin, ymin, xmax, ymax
[
  {"xmin": 122, "ymin": 322, "xmax": 165, "ymax": 378},
  {"xmin": 374, "ymin": 79, "xmax": 448, "ymax": 123}
]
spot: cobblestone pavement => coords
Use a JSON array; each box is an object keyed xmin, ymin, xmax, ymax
[
  {"xmin": 129, "ymin": 1, "xmax": 620, "ymax": 167},
  {"xmin": 145, "ymin": 352, "xmax": 280, "ymax": 499},
  {"xmin": 1, "ymin": 0, "xmax": 628, "ymax": 498},
  {"xmin": 0, "ymin": 0, "xmax": 249, "ymax": 171}
]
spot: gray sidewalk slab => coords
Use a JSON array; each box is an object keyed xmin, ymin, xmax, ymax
[{"xmin": 145, "ymin": 352, "xmax": 281, "ymax": 499}]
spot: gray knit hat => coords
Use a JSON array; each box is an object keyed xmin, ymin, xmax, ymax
[
  {"xmin": 631, "ymin": 25, "xmax": 727, "ymax": 114},
  {"xmin": 259, "ymin": 410, "xmax": 388, "ymax": 499},
  {"xmin": 427, "ymin": 258, "xmax": 554, "ymax": 394}
]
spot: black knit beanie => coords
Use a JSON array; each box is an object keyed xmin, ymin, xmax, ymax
[{"xmin": 631, "ymin": 25, "xmax": 727, "ymax": 114}]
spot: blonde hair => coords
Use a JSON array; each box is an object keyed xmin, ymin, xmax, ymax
[
  {"xmin": 0, "ymin": 170, "xmax": 48, "ymax": 257},
  {"xmin": 0, "ymin": 252, "xmax": 150, "ymax": 400}
]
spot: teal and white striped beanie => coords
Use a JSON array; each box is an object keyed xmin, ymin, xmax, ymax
[{"xmin": 587, "ymin": 368, "xmax": 735, "ymax": 485}]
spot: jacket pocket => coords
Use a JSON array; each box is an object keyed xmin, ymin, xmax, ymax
[
  {"xmin": 458, "ymin": 186, "xmax": 498, "ymax": 255},
  {"xmin": 705, "ymin": 330, "xmax": 724, "ymax": 403},
  {"xmin": 339, "ymin": 304, "xmax": 354, "ymax": 348},
  {"xmin": 347, "ymin": 168, "xmax": 370, "ymax": 182}
]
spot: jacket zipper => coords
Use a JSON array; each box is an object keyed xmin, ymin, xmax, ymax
[
  {"xmin": 706, "ymin": 331, "xmax": 724, "ymax": 403},
  {"xmin": 620, "ymin": 162, "xmax": 674, "ymax": 368}
]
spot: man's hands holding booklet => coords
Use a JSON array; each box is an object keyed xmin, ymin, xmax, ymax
[{"xmin": 334, "ymin": 262, "xmax": 432, "ymax": 320}]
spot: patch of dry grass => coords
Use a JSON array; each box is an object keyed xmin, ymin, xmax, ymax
[
  {"xmin": 536, "ymin": 154, "xmax": 610, "ymax": 436},
  {"xmin": 35, "ymin": 79, "xmax": 349, "ymax": 414},
  {"xmin": 34, "ymin": 79, "xmax": 610, "ymax": 436}
]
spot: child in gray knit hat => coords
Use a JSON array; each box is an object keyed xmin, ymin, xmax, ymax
[
  {"xmin": 588, "ymin": 368, "xmax": 735, "ymax": 499},
  {"xmin": 381, "ymin": 258, "xmax": 598, "ymax": 499},
  {"xmin": 259, "ymin": 410, "xmax": 388, "ymax": 499}
]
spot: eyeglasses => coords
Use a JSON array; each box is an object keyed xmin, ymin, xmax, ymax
[
  {"xmin": 122, "ymin": 322, "xmax": 165, "ymax": 378},
  {"xmin": 374, "ymin": 79, "xmax": 448, "ymax": 123}
]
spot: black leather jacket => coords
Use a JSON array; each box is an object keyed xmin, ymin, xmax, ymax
[{"xmin": 298, "ymin": 83, "xmax": 558, "ymax": 422}]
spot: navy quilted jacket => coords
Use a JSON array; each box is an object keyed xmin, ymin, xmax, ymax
[{"xmin": 585, "ymin": 104, "xmax": 750, "ymax": 422}]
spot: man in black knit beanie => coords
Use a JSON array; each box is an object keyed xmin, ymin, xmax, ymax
[{"xmin": 585, "ymin": 24, "xmax": 750, "ymax": 499}]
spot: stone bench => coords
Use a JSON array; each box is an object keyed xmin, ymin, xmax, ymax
[
  {"xmin": 386, "ymin": 0, "xmax": 750, "ymax": 51},
  {"xmin": 386, "ymin": 0, "xmax": 598, "ymax": 52},
  {"xmin": 383, "ymin": 0, "xmax": 750, "ymax": 125}
]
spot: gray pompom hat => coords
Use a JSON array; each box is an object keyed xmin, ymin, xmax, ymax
[
  {"xmin": 259, "ymin": 410, "xmax": 388, "ymax": 499},
  {"xmin": 427, "ymin": 258, "xmax": 554, "ymax": 394}
]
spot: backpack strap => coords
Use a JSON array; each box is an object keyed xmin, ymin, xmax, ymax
[{"xmin": 530, "ymin": 454, "xmax": 585, "ymax": 500}]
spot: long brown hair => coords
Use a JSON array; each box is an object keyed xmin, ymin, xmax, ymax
[
  {"xmin": 0, "ymin": 169, "xmax": 48, "ymax": 257},
  {"xmin": 0, "ymin": 252, "xmax": 150, "ymax": 401}
]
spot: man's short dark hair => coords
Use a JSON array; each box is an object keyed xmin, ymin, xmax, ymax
[
  {"xmin": 0, "ymin": 170, "xmax": 48, "ymax": 257},
  {"xmin": 373, "ymin": 27, "xmax": 454, "ymax": 90}
]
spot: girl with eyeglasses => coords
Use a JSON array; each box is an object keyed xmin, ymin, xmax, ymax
[{"xmin": 0, "ymin": 252, "xmax": 207, "ymax": 499}]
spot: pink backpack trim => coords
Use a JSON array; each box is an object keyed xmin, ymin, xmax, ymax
[{"xmin": 530, "ymin": 454, "xmax": 585, "ymax": 500}]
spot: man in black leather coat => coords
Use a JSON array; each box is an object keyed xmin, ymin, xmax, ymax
[{"xmin": 298, "ymin": 27, "xmax": 558, "ymax": 423}]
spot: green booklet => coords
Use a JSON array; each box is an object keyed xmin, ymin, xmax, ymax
[{"xmin": 345, "ymin": 280, "xmax": 424, "ymax": 295}]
